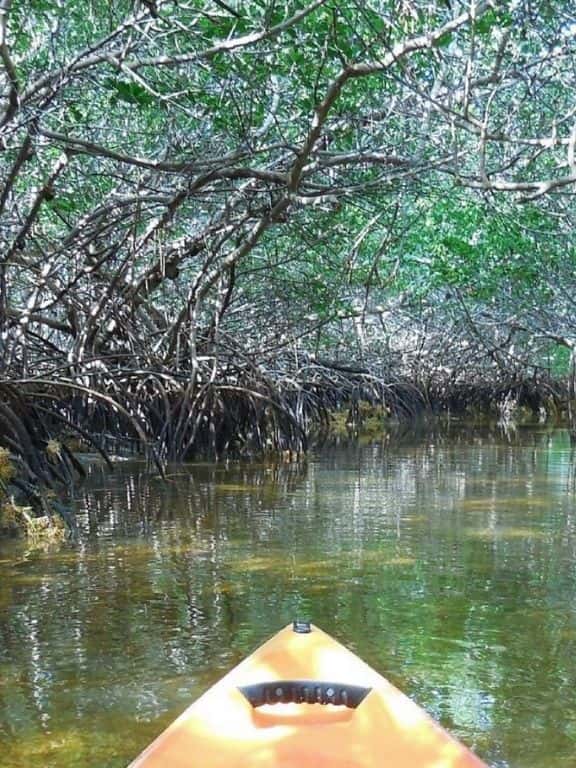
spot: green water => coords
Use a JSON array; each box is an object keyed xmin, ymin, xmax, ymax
[{"xmin": 1, "ymin": 423, "xmax": 576, "ymax": 767}]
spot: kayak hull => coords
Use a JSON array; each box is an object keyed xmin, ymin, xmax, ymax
[{"xmin": 129, "ymin": 623, "xmax": 487, "ymax": 768}]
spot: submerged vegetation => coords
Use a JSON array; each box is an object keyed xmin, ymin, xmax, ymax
[
  {"xmin": 1, "ymin": 0, "xmax": 576, "ymax": 527},
  {"xmin": 4, "ymin": 429, "xmax": 576, "ymax": 767}
]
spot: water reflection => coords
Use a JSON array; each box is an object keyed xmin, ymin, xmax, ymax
[{"xmin": 1, "ymin": 424, "xmax": 576, "ymax": 766}]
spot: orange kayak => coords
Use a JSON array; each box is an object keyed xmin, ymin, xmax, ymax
[{"xmin": 128, "ymin": 621, "xmax": 488, "ymax": 768}]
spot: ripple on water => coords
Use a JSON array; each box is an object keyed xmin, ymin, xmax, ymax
[
  {"xmin": 465, "ymin": 526, "xmax": 552, "ymax": 540},
  {"xmin": 1, "ymin": 428, "xmax": 576, "ymax": 768}
]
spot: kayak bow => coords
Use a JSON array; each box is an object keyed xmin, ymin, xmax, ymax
[{"xmin": 129, "ymin": 621, "xmax": 488, "ymax": 767}]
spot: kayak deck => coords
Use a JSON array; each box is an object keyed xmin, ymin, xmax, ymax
[{"xmin": 129, "ymin": 622, "xmax": 487, "ymax": 768}]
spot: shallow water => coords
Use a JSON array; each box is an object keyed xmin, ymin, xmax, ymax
[{"xmin": 1, "ymin": 423, "xmax": 576, "ymax": 767}]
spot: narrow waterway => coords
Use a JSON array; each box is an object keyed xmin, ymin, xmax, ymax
[{"xmin": 1, "ymin": 423, "xmax": 576, "ymax": 767}]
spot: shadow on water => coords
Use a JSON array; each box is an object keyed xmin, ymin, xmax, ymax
[{"xmin": 1, "ymin": 423, "xmax": 576, "ymax": 766}]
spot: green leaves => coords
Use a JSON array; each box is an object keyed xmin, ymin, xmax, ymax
[
  {"xmin": 392, "ymin": 190, "xmax": 571, "ymax": 305},
  {"xmin": 47, "ymin": 195, "xmax": 78, "ymax": 215},
  {"xmin": 441, "ymin": 236, "xmax": 476, "ymax": 260},
  {"xmin": 28, "ymin": 0, "xmax": 59, "ymax": 10},
  {"xmin": 434, "ymin": 31, "xmax": 453, "ymax": 48},
  {"xmin": 473, "ymin": 8, "xmax": 513, "ymax": 35},
  {"xmin": 549, "ymin": 344, "xmax": 571, "ymax": 376},
  {"xmin": 104, "ymin": 78, "xmax": 156, "ymax": 107},
  {"xmin": 67, "ymin": 105, "xmax": 85, "ymax": 123}
]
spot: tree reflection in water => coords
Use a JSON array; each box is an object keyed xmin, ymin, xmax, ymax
[{"xmin": 1, "ymin": 424, "xmax": 576, "ymax": 767}]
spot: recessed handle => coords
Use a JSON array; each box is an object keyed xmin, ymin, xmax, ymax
[{"xmin": 238, "ymin": 680, "xmax": 371, "ymax": 709}]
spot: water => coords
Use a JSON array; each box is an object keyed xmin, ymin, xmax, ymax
[{"xmin": 1, "ymin": 423, "xmax": 576, "ymax": 767}]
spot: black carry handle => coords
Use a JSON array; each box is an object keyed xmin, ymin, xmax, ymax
[{"xmin": 238, "ymin": 680, "xmax": 371, "ymax": 709}]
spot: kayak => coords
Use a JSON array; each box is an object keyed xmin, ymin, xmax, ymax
[{"xmin": 128, "ymin": 621, "xmax": 488, "ymax": 767}]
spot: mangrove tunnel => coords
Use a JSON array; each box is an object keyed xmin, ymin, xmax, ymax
[
  {"xmin": 1, "ymin": 0, "xmax": 576, "ymax": 533},
  {"xmin": 3, "ymin": 4, "xmax": 576, "ymax": 768}
]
